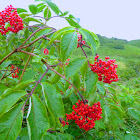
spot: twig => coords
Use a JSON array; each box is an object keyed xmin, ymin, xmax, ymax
[
  {"xmin": 41, "ymin": 59, "xmax": 84, "ymax": 101},
  {"xmin": 0, "ymin": 49, "xmax": 16, "ymax": 65},
  {"xmin": 19, "ymin": 27, "xmax": 47, "ymax": 48},
  {"xmin": 80, "ymin": 46, "xmax": 90, "ymax": 67},
  {"xmin": 18, "ymin": 45, "xmax": 36, "ymax": 84},
  {"xmin": 82, "ymin": 43, "xmax": 91, "ymax": 49},
  {"xmin": 0, "ymin": 67, "xmax": 8, "ymax": 81},
  {"xmin": 20, "ymin": 30, "xmax": 57, "ymax": 49},
  {"xmin": 97, "ymin": 89, "xmax": 108, "ymax": 105},
  {"xmin": 30, "ymin": 67, "xmax": 49, "ymax": 96},
  {"xmin": 17, "ymin": 50, "xmax": 36, "ymax": 56}
]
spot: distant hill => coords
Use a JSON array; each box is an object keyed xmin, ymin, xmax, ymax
[
  {"xmin": 97, "ymin": 34, "xmax": 140, "ymax": 48},
  {"xmin": 128, "ymin": 39, "xmax": 140, "ymax": 47}
]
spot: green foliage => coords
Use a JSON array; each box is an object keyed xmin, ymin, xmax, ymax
[
  {"xmin": 65, "ymin": 58, "xmax": 86, "ymax": 78},
  {"xmin": 60, "ymin": 31, "xmax": 77, "ymax": 61},
  {"xmin": 0, "ymin": 0, "xmax": 140, "ymax": 139},
  {"xmin": 85, "ymin": 69, "xmax": 98, "ymax": 97},
  {"xmin": 0, "ymin": 102, "xmax": 24, "ymax": 140},
  {"xmin": 29, "ymin": 4, "xmax": 38, "ymax": 15},
  {"xmin": 42, "ymin": 83, "xmax": 65, "ymax": 126},
  {"xmin": 27, "ymin": 94, "xmax": 50, "ymax": 140}
]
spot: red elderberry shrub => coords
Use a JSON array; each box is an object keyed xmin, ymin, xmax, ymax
[
  {"xmin": 0, "ymin": 5, "xmax": 24, "ymax": 35},
  {"xmin": 10, "ymin": 65, "xmax": 20, "ymax": 78},
  {"xmin": 65, "ymin": 100, "xmax": 102, "ymax": 131},
  {"xmin": 44, "ymin": 48, "xmax": 49, "ymax": 55},
  {"xmin": 90, "ymin": 55, "xmax": 119, "ymax": 84}
]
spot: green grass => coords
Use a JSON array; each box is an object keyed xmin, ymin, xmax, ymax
[{"xmin": 128, "ymin": 39, "xmax": 140, "ymax": 47}]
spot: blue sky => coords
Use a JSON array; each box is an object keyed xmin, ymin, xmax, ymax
[{"xmin": 0, "ymin": 0, "xmax": 140, "ymax": 41}]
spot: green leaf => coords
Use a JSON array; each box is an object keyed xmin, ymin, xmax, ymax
[
  {"xmin": 0, "ymin": 90, "xmax": 27, "ymax": 116},
  {"xmin": 24, "ymin": 17, "xmax": 43, "ymax": 24},
  {"xmin": 128, "ymin": 108, "xmax": 140, "ymax": 121},
  {"xmin": 65, "ymin": 58, "xmax": 86, "ymax": 78},
  {"xmin": 49, "ymin": 26, "xmax": 75, "ymax": 45},
  {"xmin": 18, "ymin": 127, "xmax": 29, "ymax": 140},
  {"xmin": 24, "ymin": 28, "xmax": 29, "ymax": 39},
  {"xmin": 29, "ymin": 4, "xmax": 38, "ymax": 15},
  {"xmin": 0, "ymin": 102, "xmax": 24, "ymax": 140},
  {"xmin": 44, "ymin": 7, "xmax": 51, "ymax": 19},
  {"xmin": 69, "ymin": 14, "xmax": 77, "ymax": 20},
  {"xmin": 17, "ymin": 8, "xmax": 27, "ymax": 14},
  {"xmin": 36, "ymin": 28, "xmax": 52, "ymax": 38},
  {"xmin": 80, "ymin": 61, "xmax": 88, "ymax": 79},
  {"xmin": 46, "ymin": 1, "xmax": 60, "ymax": 15},
  {"xmin": 63, "ymin": 11, "xmax": 69, "ymax": 16},
  {"xmin": 0, "ymin": 84, "xmax": 7, "ymax": 96},
  {"xmin": 69, "ymin": 91, "xmax": 78, "ymax": 105},
  {"xmin": 109, "ymin": 103, "xmax": 124, "ymax": 119},
  {"xmin": 22, "ymin": 70, "xmax": 38, "ymax": 81},
  {"xmin": 38, "ymin": 5, "xmax": 46, "ymax": 13},
  {"xmin": 96, "ymin": 83, "xmax": 105, "ymax": 95},
  {"xmin": 27, "ymin": 94, "xmax": 50, "ymax": 140},
  {"xmin": 50, "ymin": 67, "xmax": 62, "ymax": 84},
  {"xmin": 19, "ymin": 13, "xmax": 31, "ymax": 19},
  {"xmin": 42, "ymin": 83, "xmax": 65, "ymax": 124},
  {"xmin": 55, "ymin": 133, "xmax": 73, "ymax": 140},
  {"xmin": 0, "ymin": 61, "xmax": 12, "ymax": 68},
  {"xmin": 79, "ymin": 28, "xmax": 99, "ymax": 55},
  {"xmin": 103, "ymin": 105, "xmax": 111, "ymax": 123},
  {"xmin": 14, "ymin": 80, "xmax": 35, "ymax": 90},
  {"xmin": 73, "ymin": 72, "xmax": 80, "ymax": 90},
  {"xmin": 42, "ymin": 132, "xmax": 56, "ymax": 140},
  {"xmin": 85, "ymin": 69, "xmax": 98, "ymax": 96},
  {"xmin": 49, "ymin": 46, "xmax": 55, "ymax": 55},
  {"xmin": 125, "ymin": 134, "xmax": 139, "ymax": 140},
  {"xmin": 66, "ymin": 18, "xmax": 81, "ymax": 28},
  {"xmin": 37, "ymin": 3, "xmax": 45, "ymax": 7},
  {"xmin": 60, "ymin": 31, "xmax": 77, "ymax": 61},
  {"xmin": 88, "ymin": 87, "xmax": 97, "ymax": 105}
]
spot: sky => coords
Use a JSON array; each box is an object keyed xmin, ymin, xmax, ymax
[{"xmin": 0, "ymin": 0, "xmax": 140, "ymax": 41}]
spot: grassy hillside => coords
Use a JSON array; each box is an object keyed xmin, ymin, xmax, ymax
[{"xmin": 128, "ymin": 39, "xmax": 140, "ymax": 47}]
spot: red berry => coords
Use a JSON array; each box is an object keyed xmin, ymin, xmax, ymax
[
  {"xmin": 0, "ymin": 5, "xmax": 24, "ymax": 35},
  {"xmin": 65, "ymin": 100, "xmax": 102, "ymax": 131},
  {"xmin": 90, "ymin": 55, "xmax": 119, "ymax": 84},
  {"xmin": 44, "ymin": 48, "xmax": 49, "ymax": 55}
]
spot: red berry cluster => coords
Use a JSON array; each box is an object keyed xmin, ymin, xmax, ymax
[
  {"xmin": 10, "ymin": 65, "xmax": 20, "ymax": 78},
  {"xmin": 0, "ymin": 5, "xmax": 24, "ymax": 35},
  {"xmin": 77, "ymin": 32, "xmax": 85, "ymax": 48},
  {"xmin": 44, "ymin": 48, "xmax": 49, "ymax": 55},
  {"xmin": 61, "ymin": 120, "xmax": 69, "ymax": 126},
  {"xmin": 90, "ymin": 55, "xmax": 119, "ymax": 84},
  {"xmin": 65, "ymin": 100, "xmax": 102, "ymax": 131}
]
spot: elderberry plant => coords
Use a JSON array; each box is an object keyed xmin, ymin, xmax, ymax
[{"xmin": 1, "ymin": 1, "xmax": 138, "ymax": 140}]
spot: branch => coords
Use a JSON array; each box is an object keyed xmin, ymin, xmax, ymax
[
  {"xmin": 20, "ymin": 30, "xmax": 57, "ymax": 49},
  {"xmin": 18, "ymin": 45, "xmax": 36, "ymax": 84},
  {"xmin": 19, "ymin": 27, "xmax": 47, "ymax": 48},
  {"xmin": 30, "ymin": 67, "xmax": 49, "ymax": 96},
  {"xmin": 0, "ymin": 30, "xmax": 56, "ymax": 65},
  {"xmin": 0, "ymin": 49, "xmax": 16, "ymax": 65},
  {"xmin": 17, "ymin": 50, "xmax": 36, "ymax": 56},
  {"xmin": 41, "ymin": 59, "xmax": 84, "ymax": 101},
  {"xmin": 80, "ymin": 46, "xmax": 90, "ymax": 68},
  {"xmin": 0, "ymin": 67, "xmax": 8, "ymax": 81}
]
